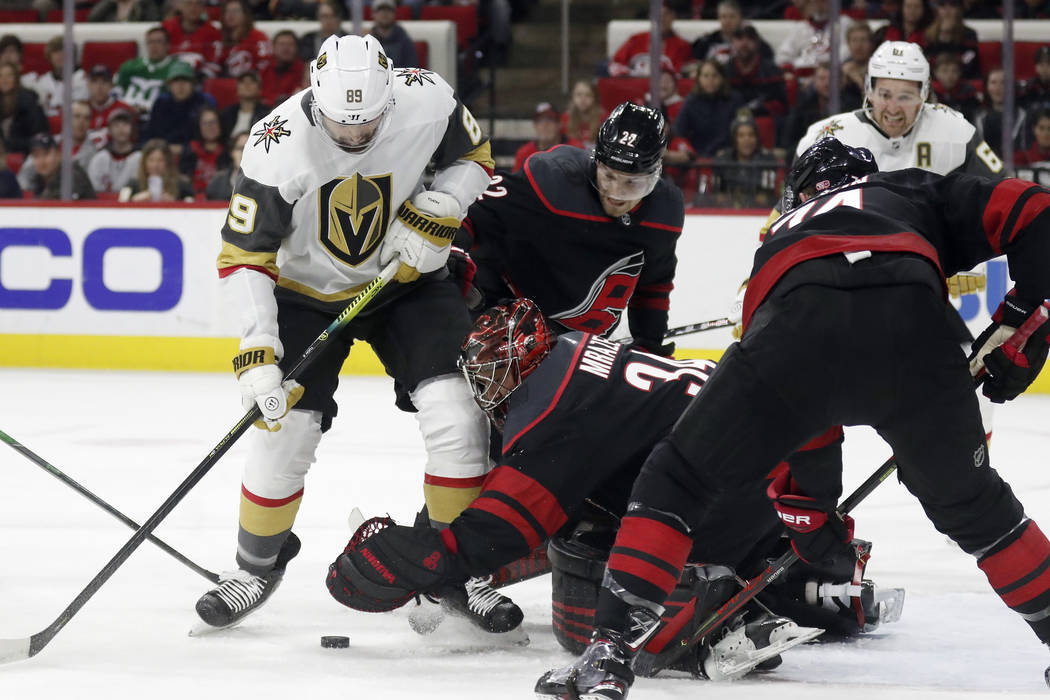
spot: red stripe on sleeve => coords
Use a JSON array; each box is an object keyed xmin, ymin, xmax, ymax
[
  {"xmin": 628, "ymin": 296, "xmax": 671, "ymax": 310},
  {"xmin": 241, "ymin": 485, "xmax": 304, "ymax": 507},
  {"xmin": 981, "ymin": 180, "xmax": 1041, "ymax": 254},
  {"xmin": 616, "ymin": 515, "xmax": 692, "ymax": 560},
  {"xmin": 470, "ymin": 495, "xmax": 543, "ymax": 550},
  {"xmin": 478, "ymin": 465, "xmax": 568, "ymax": 536},
  {"xmin": 218, "ymin": 264, "xmax": 279, "ymax": 281},
  {"xmin": 798, "ymin": 426, "xmax": 844, "ymax": 452},
  {"xmin": 423, "ymin": 473, "xmax": 488, "ymax": 489},
  {"xmin": 1004, "ymin": 192, "xmax": 1050, "ymax": 247},
  {"xmin": 639, "ymin": 220, "xmax": 683, "ymax": 233}
]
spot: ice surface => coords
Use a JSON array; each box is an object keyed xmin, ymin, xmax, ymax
[{"xmin": 1, "ymin": 369, "xmax": 1049, "ymax": 698}]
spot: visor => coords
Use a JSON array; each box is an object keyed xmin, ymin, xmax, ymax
[
  {"xmin": 312, "ymin": 101, "xmax": 388, "ymax": 154},
  {"xmin": 595, "ymin": 161, "xmax": 661, "ymax": 202}
]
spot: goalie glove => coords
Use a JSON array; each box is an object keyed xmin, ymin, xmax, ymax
[
  {"xmin": 233, "ymin": 346, "xmax": 304, "ymax": 431},
  {"xmin": 767, "ymin": 464, "xmax": 855, "ymax": 567},
  {"xmin": 969, "ymin": 291, "xmax": 1050, "ymax": 404},
  {"xmin": 379, "ymin": 190, "xmax": 462, "ymax": 284}
]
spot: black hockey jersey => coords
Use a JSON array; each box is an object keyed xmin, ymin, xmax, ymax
[
  {"xmin": 460, "ymin": 145, "xmax": 683, "ymax": 350},
  {"xmin": 447, "ymin": 332, "xmax": 715, "ymax": 574},
  {"xmin": 743, "ymin": 170, "xmax": 1050, "ymax": 330}
]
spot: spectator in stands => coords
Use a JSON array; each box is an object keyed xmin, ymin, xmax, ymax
[
  {"xmin": 163, "ymin": 0, "xmax": 223, "ymax": 76},
  {"xmin": 298, "ymin": 0, "xmax": 345, "ymax": 63},
  {"xmin": 974, "ymin": 67, "xmax": 1027, "ymax": 159},
  {"xmin": 86, "ymin": 65, "xmax": 134, "ymax": 150},
  {"xmin": 88, "ymin": 0, "xmax": 161, "ymax": 22},
  {"xmin": 774, "ymin": 0, "xmax": 850, "ymax": 74},
  {"xmin": 260, "ymin": 29, "xmax": 305, "ymax": 106},
  {"xmin": 727, "ymin": 26, "xmax": 787, "ymax": 119},
  {"xmin": 219, "ymin": 0, "xmax": 273, "ymax": 78},
  {"xmin": 0, "ymin": 35, "xmax": 39, "ymax": 93},
  {"xmin": 16, "ymin": 99, "xmax": 95, "ymax": 190},
  {"xmin": 1019, "ymin": 0, "xmax": 1050, "ymax": 18},
  {"xmin": 782, "ymin": 62, "xmax": 832, "ymax": 157},
  {"xmin": 841, "ymin": 21, "xmax": 874, "ymax": 111},
  {"xmin": 674, "ymin": 58, "xmax": 743, "ymax": 158},
  {"xmin": 120, "ymin": 138, "xmax": 195, "ymax": 201},
  {"xmin": 931, "ymin": 51, "xmax": 979, "ymax": 121},
  {"xmin": 1015, "ymin": 109, "xmax": 1050, "ymax": 166},
  {"xmin": 561, "ymin": 79, "xmax": 603, "ymax": 149},
  {"xmin": 512, "ymin": 102, "xmax": 582, "ymax": 172},
  {"xmin": 608, "ymin": 2, "xmax": 693, "ymax": 78},
  {"xmin": 34, "ymin": 35, "xmax": 89, "ymax": 120},
  {"xmin": 923, "ymin": 0, "xmax": 979, "ymax": 79},
  {"xmin": 710, "ymin": 112, "xmax": 779, "ymax": 209},
  {"xmin": 369, "ymin": 0, "xmax": 419, "ymax": 69},
  {"xmin": 1020, "ymin": 46, "xmax": 1050, "ymax": 112},
  {"xmin": 690, "ymin": 0, "xmax": 773, "ymax": 66},
  {"xmin": 115, "ymin": 27, "xmax": 192, "ymax": 124},
  {"xmin": 0, "ymin": 140, "xmax": 22, "ymax": 199},
  {"xmin": 0, "ymin": 61, "xmax": 48, "ymax": 156},
  {"xmin": 142, "ymin": 61, "xmax": 216, "ymax": 156},
  {"xmin": 219, "ymin": 70, "xmax": 268, "ymax": 140},
  {"xmin": 26, "ymin": 133, "xmax": 96, "ymax": 201},
  {"xmin": 873, "ymin": 0, "xmax": 933, "ymax": 48},
  {"xmin": 180, "ymin": 105, "xmax": 230, "ymax": 195},
  {"xmin": 205, "ymin": 130, "xmax": 248, "ymax": 201},
  {"xmin": 649, "ymin": 62, "xmax": 685, "ymax": 124},
  {"xmin": 87, "ymin": 108, "xmax": 142, "ymax": 194}
]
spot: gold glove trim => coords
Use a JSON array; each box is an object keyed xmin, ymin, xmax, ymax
[
  {"xmin": 233, "ymin": 346, "xmax": 276, "ymax": 377},
  {"xmin": 396, "ymin": 200, "xmax": 460, "ymax": 244}
]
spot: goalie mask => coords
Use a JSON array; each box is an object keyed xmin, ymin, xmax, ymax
[
  {"xmin": 459, "ymin": 299, "xmax": 555, "ymax": 428},
  {"xmin": 783, "ymin": 137, "xmax": 878, "ymax": 212},
  {"xmin": 309, "ymin": 34, "xmax": 394, "ymax": 154}
]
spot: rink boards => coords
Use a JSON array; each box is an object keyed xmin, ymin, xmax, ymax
[{"xmin": 0, "ymin": 201, "xmax": 1045, "ymax": 392}]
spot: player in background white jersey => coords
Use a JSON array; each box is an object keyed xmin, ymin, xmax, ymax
[{"xmin": 194, "ymin": 35, "xmax": 522, "ymax": 634}]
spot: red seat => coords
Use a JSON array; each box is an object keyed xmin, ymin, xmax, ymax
[
  {"xmin": 82, "ymin": 41, "xmax": 138, "ymax": 75},
  {"xmin": 784, "ymin": 72, "xmax": 798, "ymax": 107},
  {"xmin": 97, "ymin": 191, "xmax": 120, "ymax": 201},
  {"xmin": 205, "ymin": 5, "xmax": 221, "ymax": 21},
  {"xmin": 419, "ymin": 5, "xmax": 477, "ymax": 49},
  {"xmin": 0, "ymin": 9, "xmax": 38, "ymax": 22},
  {"xmin": 1015, "ymin": 42, "xmax": 1044, "ymax": 81},
  {"xmin": 414, "ymin": 41, "xmax": 428, "ymax": 69},
  {"xmin": 754, "ymin": 115, "xmax": 776, "ymax": 150},
  {"xmin": 22, "ymin": 42, "xmax": 49, "ymax": 76},
  {"xmin": 44, "ymin": 8, "xmax": 91, "ymax": 21},
  {"xmin": 596, "ymin": 77, "xmax": 648, "ymax": 113},
  {"xmin": 363, "ymin": 5, "xmax": 412, "ymax": 20},
  {"xmin": 977, "ymin": 41, "xmax": 1002, "ymax": 73},
  {"xmin": 676, "ymin": 77, "xmax": 693, "ymax": 95},
  {"xmin": 203, "ymin": 77, "xmax": 238, "ymax": 111},
  {"xmin": 6, "ymin": 152, "xmax": 24, "ymax": 175}
]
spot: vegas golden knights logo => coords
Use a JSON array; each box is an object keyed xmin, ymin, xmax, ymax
[{"xmin": 317, "ymin": 173, "xmax": 392, "ymax": 266}]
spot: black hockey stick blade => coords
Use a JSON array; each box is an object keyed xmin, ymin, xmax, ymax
[
  {"xmin": 0, "ymin": 429, "xmax": 220, "ymax": 584},
  {"xmin": 0, "ymin": 261, "xmax": 399, "ymax": 665},
  {"xmin": 660, "ymin": 454, "xmax": 899, "ymax": 670},
  {"xmin": 663, "ymin": 317, "xmax": 735, "ymax": 339}
]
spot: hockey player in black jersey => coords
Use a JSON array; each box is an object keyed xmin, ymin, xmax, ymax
[
  {"xmin": 458, "ymin": 102, "xmax": 683, "ymax": 355},
  {"xmin": 324, "ymin": 298, "xmax": 903, "ymax": 681},
  {"xmin": 524, "ymin": 137, "xmax": 1050, "ymax": 698}
]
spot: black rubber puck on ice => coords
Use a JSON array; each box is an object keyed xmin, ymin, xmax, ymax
[{"xmin": 321, "ymin": 635, "xmax": 350, "ymax": 649}]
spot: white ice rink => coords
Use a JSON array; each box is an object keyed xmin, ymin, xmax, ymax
[{"xmin": 2, "ymin": 368, "xmax": 1050, "ymax": 699}]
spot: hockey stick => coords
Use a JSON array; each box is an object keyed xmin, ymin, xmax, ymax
[
  {"xmin": 663, "ymin": 317, "xmax": 735, "ymax": 339},
  {"xmin": 0, "ymin": 429, "xmax": 220, "ymax": 583},
  {"xmin": 0, "ymin": 260, "xmax": 400, "ymax": 664}
]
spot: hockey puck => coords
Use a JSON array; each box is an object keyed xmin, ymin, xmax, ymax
[{"xmin": 321, "ymin": 635, "xmax": 350, "ymax": 649}]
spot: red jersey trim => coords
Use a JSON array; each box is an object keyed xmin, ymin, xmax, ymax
[
  {"xmin": 218, "ymin": 263, "xmax": 279, "ymax": 282},
  {"xmin": 241, "ymin": 485, "xmax": 303, "ymax": 508},
  {"xmin": 423, "ymin": 473, "xmax": 488, "ymax": 489},
  {"xmin": 639, "ymin": 220, "xmax": 683, "ymax": 233}
]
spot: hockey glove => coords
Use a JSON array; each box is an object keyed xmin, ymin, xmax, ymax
[
  {"xmin": 970, "ymin": 293, "xmax": 1050, "ymax": 404},
  {"xmin": 327, "ymin": 518, "xmax": 466, "ymax": 613},
  {"xmin": 446, "ymin": 245, "xmax": 485, "ymax": 311},
  {"xmin": 767, "ymin": 465, "xmax": 855, "ymax": 566},
  {"xmin": 729, "ymin": 279, "xmax": 748, "ymax": 340},
  {"xmin": 233, "ymin": 346, "xmax": 304, "ymax": 432},
  {"xmin": 947, "ymin": 270, "xmax": 986, "ymax": 298},
  {"xmin": 379, "ymin": 190, "xmax": 462, "ymax": 284}
]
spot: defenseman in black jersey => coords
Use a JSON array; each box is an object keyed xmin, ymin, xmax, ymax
[
  {"xmin": 458, "ymin": 102, "xmax": 683, "ymax": 355},
  {"xmin": 524, "ymin": 137, "xmax": 1050, "ymax": 698}
]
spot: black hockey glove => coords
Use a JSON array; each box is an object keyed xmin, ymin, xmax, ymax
[
  {"xmin": 446, "ymin": 245, "xmax": 485, "ymax": 312},
  {"xmin": 327, "ymin": 517, "xmax": 466, "ymax": 613},
  {"xmin": 969, "ymin": 291, "xmax": 1050, "ymax": 404},
  {"xmin": 767, "ymin": 465, "xmax": 854, "ymax": 567}
]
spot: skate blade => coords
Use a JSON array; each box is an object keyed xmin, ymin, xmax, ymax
[
  {"xmin": 188, "ymin": 617, "xmax": 244, "ymax": 637},
  {"xmin": 708, "ymin": 625, "xmax": 823, "ymax": 681},
  {"xmin": 874, "ymin": 587, "xmax": 906, "ymax": 625},
  {"xmin": 407, "ymin": 598, "xmax": 447, "ymax": 635}
]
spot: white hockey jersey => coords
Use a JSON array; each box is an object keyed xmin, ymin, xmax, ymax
[
  {"xmin": 796, "ymin": 103, "xmax": 1003, "ymax": 177},
  {"xmin": 217, "ymin": 68, "xmax": 493, "ymax": 310}
]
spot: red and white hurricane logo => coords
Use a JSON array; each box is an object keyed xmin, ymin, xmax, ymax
[{"xmin": 551, "ymin": 252, "xmax": 644, "ymax": 334}]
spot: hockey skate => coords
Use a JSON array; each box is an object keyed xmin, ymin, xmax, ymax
[
  {"xmin": 699, "ymin": 612, "xmax": 823, "ymax": 681},
  {"xmin": 192, "ymin": 532, "xmax": 300, "ymax": 634},
  {"xmin": 439, "ymin": 575, "xmax": 526, "ymax": 635},
  {"xmin": 535, "ymin": 608, "xmax": 661, "ymax": 700},
  {"xmin": 804, "ymin": 579, "xmax": 905, "ymax": 632}
]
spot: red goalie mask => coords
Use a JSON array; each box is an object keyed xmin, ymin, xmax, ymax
[{"xmin": 459, "ymin": 299, "xmax": 556, "ymax": 428}]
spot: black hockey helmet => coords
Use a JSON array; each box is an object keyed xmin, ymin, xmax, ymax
[
  {"xmin": 459, "ymin": 299, "xmax": 555, "ymax": 429},
  {"xmin": 785, "ymin": 136, "xmax": 878, "ymax": 211},
  {"xmin": 594, "ymin": 102, "xmax": 668, "ymax": 175}
]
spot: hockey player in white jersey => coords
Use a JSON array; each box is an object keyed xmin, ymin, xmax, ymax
[{"xmin": 194, "ymin": 35, "xmax": 522, "ymax": 634}]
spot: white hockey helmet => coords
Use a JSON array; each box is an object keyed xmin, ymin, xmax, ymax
[
  {"xmin": 865, "ymin": 40, "xmax": 930, "ymax": 102},
  {"xmin": 309, "ymin": 34, "xmax": 395, "ymax": 154}
]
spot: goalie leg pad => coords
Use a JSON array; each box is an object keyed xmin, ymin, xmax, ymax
[{"xmin": 327, "ymin": 522, "xmax": 466, "ymax": 613}]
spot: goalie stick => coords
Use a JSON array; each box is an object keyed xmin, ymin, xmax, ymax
[
  {"xmin": 0, "ymin": 260, "xmax": 400, "ymax": 665},
  {"xmin": 0, "ymin": 429, "xmax": 219, "ymax": 583}
]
